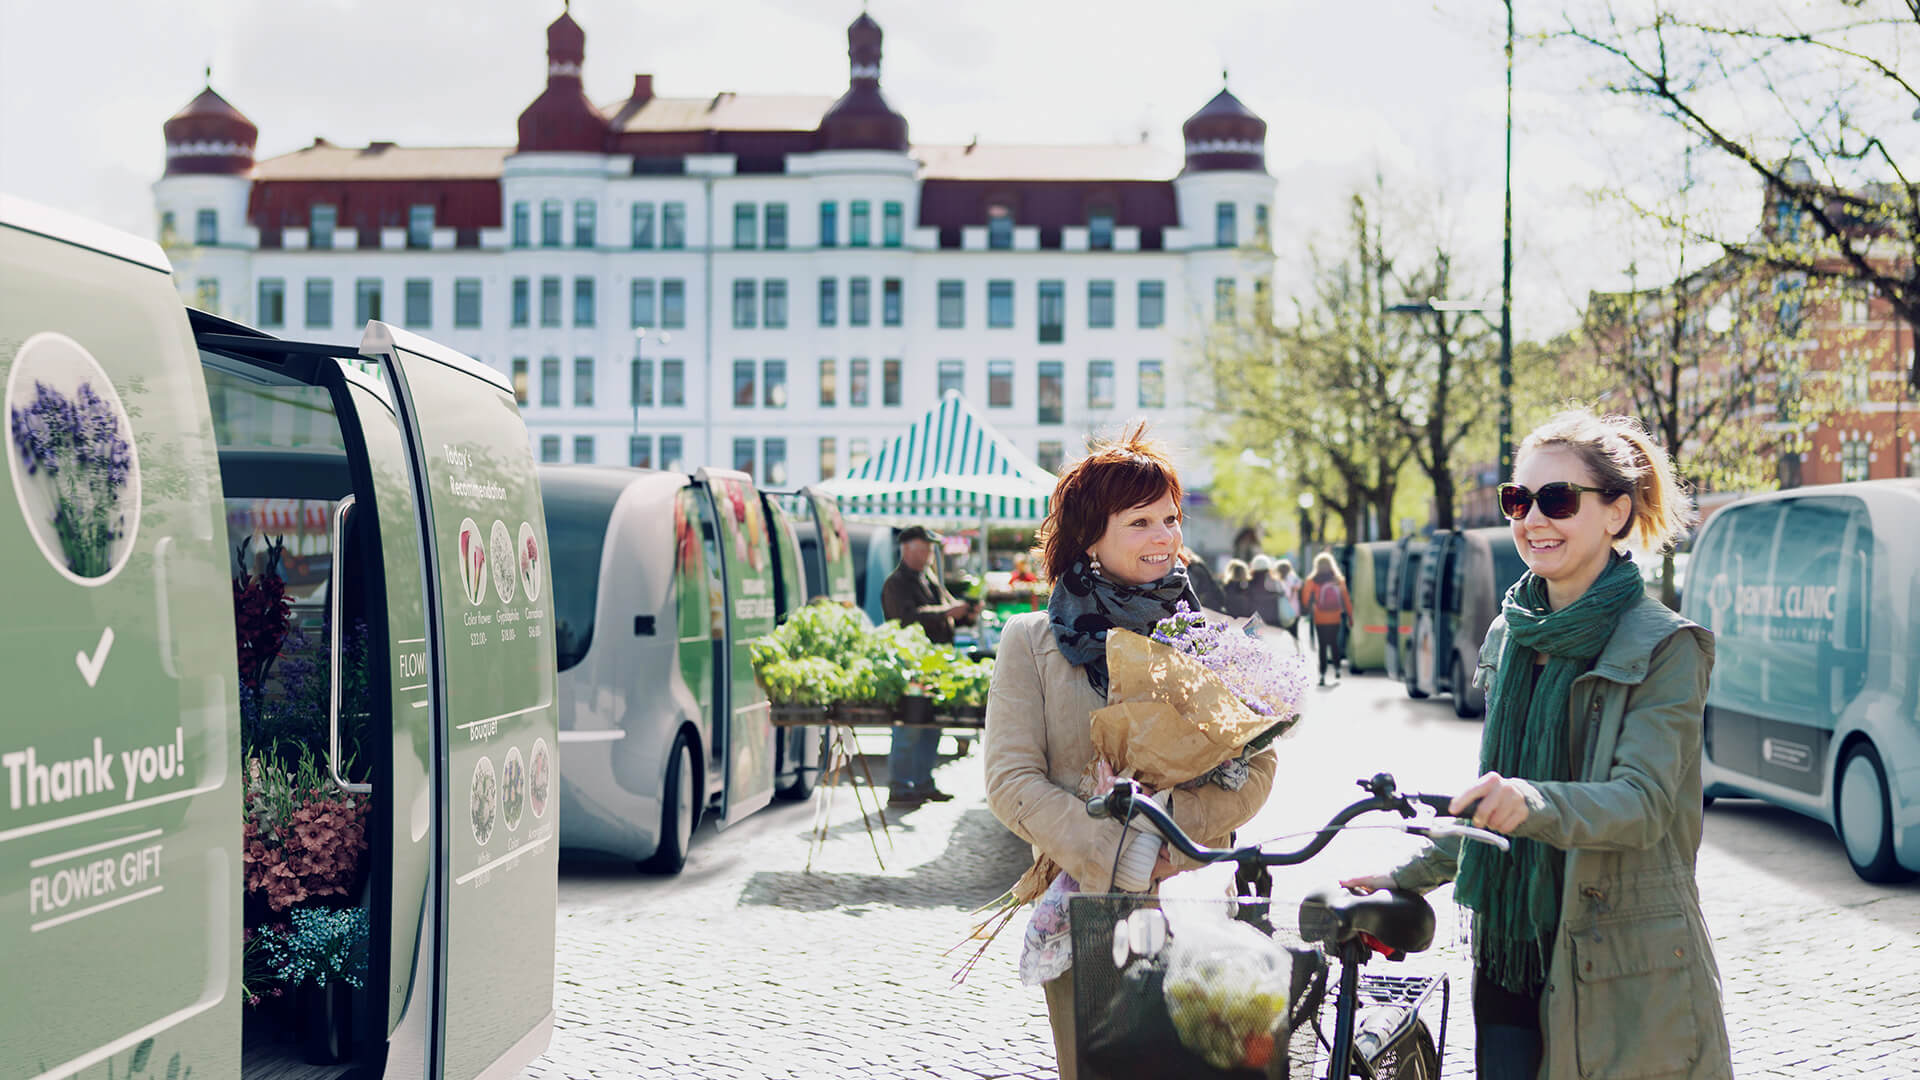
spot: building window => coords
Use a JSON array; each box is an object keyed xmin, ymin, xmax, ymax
[
  {"xmin": 511, "ymin": 278, "xmax": 529, "ymax": 327},
  {"xmin": 258, "ymin": 279, "xmax": 285, "ymax": 327},
  {"xmin": 1089, "ymin": 209, "xmax": 1115, "ymax": 251},
  {"xmin": 661, "ymin": 434, "xmax": 684, "ymax": 471},
  {"xmin": 988, "ymin": 205, "xmax": 1012, "ymax": 250},
  {"xmin": 1775, "ymin": 198, "xmax": 1800, "ymax": 243},
  {"xmin": 1036, "ymin": 440, "xmax": 1065, "ymax": 473},
  {"xmin": 733, "ymin": 438, "xmax": 756, "ymax": 478},
  {"xmin": 159, "ymin": 210, "xmax": 177, "ymax": 244},
  {"xmin": 1841, "ymin": 438, "xmax": 1870, "ymax": 483},
  {"xmin": 631, "ymin": 357, "xmax": 654, "ymax": 407},
  {"xmin": 662, "ymin": 202, "xmax": 686, "ymax": 248},
  {"xmin": 540, "ymin": 435, "xmax": 561, "ymax": 463},
  {"xmin": 764, "ymin": 280, "xmax": 788, "ymax": 329},
  {"xmin": 1138, "ymin": 360, "xmax": 1165, "ymax": 408},
  {"xmin": 882, "ymin": 278, "xmax": 902, "ymax": 326},
  {"xmin": 1088, "ymin": 360, "xmax": 1115, "ymax": 409},
  {"xmin": 1840, "ymin": 285, "xmax": 1870, "ymax": 324},
  {"xmin": 409, "ymin": 205, "xmax": 435, "ymax": 249},
  {"xmin": 850, "ymin": 201, "xmax": 871, "ymax": 247},
  {"xmin": 1908, "ymin": 443, "xmax": 1920, "ymax": 478},
  {"xmin": 541, "ymin": 200, "xmax": 562, "ymax": 247},
  {"xmin": 883, "ymin": 201, "xmax": 903, "ymax": 247},
  {"xmin": 988, "ymin": 280, "xmax": 1014, "ymax": 328},
  {"xmin": 403, "ymin": 279, "xmax": 431, "ymax": 328},
  {"xmin": 574, "ymin": 435, "xmax": 595, "ymax": 464},
  {"xmin": 883, "ymin": 358, "xmax": 902, "ymax": 406},
  {"xmin": 938, "ymin": 280, "xmax": 964, "ymax": 328},
  {"xmin": 818, "ymin": 278, "xmax": 838, "ymax": 327},
  {"xmin": 1254, "ymin": 203, "xmax": 1270, "ymax": 248},
  {"xmin": 850, "ymin": 358, "xmax": 871, "ymax": 406},
  {"xmin": 195, "ymin": 277, "xmax": 220, "ymax": 314},
  {"xmin": 938, "ymin": 359, "xmax": 965, "ymax": 398},
  {"xmin": 1215, "ymin": 202, "xmax": 1237, "ymax": 248},
  {"xmin": 630, "ymin": 279, "xmax": 655, "ymax": 328},
  {"xmin": 511, "ymin": 358, "xmax": 529, "ymax": 406},
  {"xmin": 356, "ymin": 278, "xmax": 382, "ymax": 325},
  {"xmin": 764, "ymin": 359, "xmax": 788, "ymax": 407},
  {"xmin": 849, "ymin": 438, "xmax": 870, "ymax": 471},
  {"xmin": 849, "ymin": 278, "xmax": 871, "ymax": 326},
  {"xmin": 629, "ymin": 435, "xmax": 652, "ymax": 468},
  {"xmin": 819, "ymin": 358, "xmax": 837, "ymax": 407},
  {"xmin": 733, "ymin": 203, "xmax": 758, "ymax": 249},
  {"xmin": 1254, "ymin": 279, "xmax": 1272, "ymax": 323},
  {"xmin": 540, "ymin": 357, "xmax": 561, "ymax": 407},
  {"xmin": 573, "ymin": 357, "xmax": 595, "ymax": 407},
  {"xmin": 451, "ymin": 279, "xmax": 481, "ymax": 329},
  {"xmin": 1138, "ymin": 280, "xmax": 1165, "ymax": 329},
  {"xmin": 573, "ymin": 277, "xmax": 596, "ymax": 327},
  {"xmin": 310, "ymin": 205, "xmax": 336, "ymax": 250},
  {"xmin": 512, "ymin": 202, "xmax": 530, "ymax": 247},
  {"xmin": 819, "ymin": 437, "xmax": 837, "ymax": 479},
  {"xmin": 631, "ymin": 203, "xmax": 655, "ymax": 249},
  {"xmin": 764, "ymin": 438, "xmax": 788, "ymax": 485},
  {"xmin": 661, "ymin": 359, "xmax": 685, "ymax": 406},
  {"xmin": 732, "ymin": 280, "xmax": 757, "ymax": 329},
  {"xmin": 661, "ymin": 279, "xmax": 686, "ymax": 328},
  {"xmin": 305, "ymin": 278, "xmax": 332, "ymax": 328},
  {"xmin": 1215, "ymin": 278, "xmax": 1236, "ymax": 323},
  {"xmin": 195, "ymin": 209, "xmax": 218, "ymax": 246},
  {"xmin": 765, "ymin": 203, "xmax": 788, "ymax": 249},
  {"xmin": 1088, "ymin": 280, "xmax": 1115, "ymax": 328},
  {"xmin": 989, "ymin": 359, "xmax": 1013, "ymax": 408},
  {"xmin": 1841, "ymin": 351, "xmax": 1871, "ymax": 405},
  {"xmin": 733, "ymin": 359, "xmax": 756, "ymax": 407},
  {"xmin": 1038, "ymin": 281, "xmax": 1065, "ymax": 344},
  {"xmin": 1037, "ymin": 361, "xmax": 1064, "ymax": 424},
  {"xmin": 540, "ymin": 277, "xmax": 562, "ymax": 327},
  {"xmin": 819, "ymin": 201, "xmax": 837, "ymax": 247},
  {"xmin": 572, "ymin": 200, "xmax": 595, "ymax": 248}
]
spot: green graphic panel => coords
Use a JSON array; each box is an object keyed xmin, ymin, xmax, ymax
[
  {"xmin": 700, "ymin": 472, "xmax": 776, "ymax": 824},
  {"xmin": 0, "ymin": 227, "xmax": 240, "ymax": 1076},
  {"xmin": 807, "ymin": 492, "xmax": 857, "ymax": 605},
  {"xmin": 369, "ymin": 327, "xmax": 557, "ymax": 1080}
]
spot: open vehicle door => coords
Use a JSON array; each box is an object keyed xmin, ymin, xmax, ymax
[
  {"xmin": 804, "ymin": 488, "xmax": 858, "ymax": 605},
  {"xmin": 694, "ymin": 469, "xmax": 777, "ymax": 827}
]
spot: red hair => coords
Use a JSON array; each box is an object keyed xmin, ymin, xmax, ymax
[{"xmin": 1034, "ymin": 421, "xmax": 1183, "ymax": 582}]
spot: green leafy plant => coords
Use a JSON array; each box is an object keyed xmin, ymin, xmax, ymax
[{"xmin": 758, "ymin": 656, "xmax": 848, "ymax": 705}]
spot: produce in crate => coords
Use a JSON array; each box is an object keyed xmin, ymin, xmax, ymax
[{"xmin": 1159, "ymin": 911, "xmax": 1293, "ymax": 1071}]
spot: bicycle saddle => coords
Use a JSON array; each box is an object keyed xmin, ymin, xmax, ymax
[{"xmin": 1297, "ymin": 888, "xmax": 1436, "ymax": 956}]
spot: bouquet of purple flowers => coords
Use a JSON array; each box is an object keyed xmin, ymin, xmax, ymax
[
  {"xmin": 10, "ymin": 379, "xmax": 134, "ymax": 577},
  {"xmin": 1149, "ymin": 603, "xmax": 1311, "ymax": 753}
]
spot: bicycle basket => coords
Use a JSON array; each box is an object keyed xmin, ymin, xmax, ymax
[{"xmin": 1070, "ymin": 894, "xmax": 1328, "ymax": 1080}]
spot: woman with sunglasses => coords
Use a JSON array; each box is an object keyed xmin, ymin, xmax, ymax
[{"xmin": 1342, "ymin": 408, "xmax": 1732, "ymax": 1080}]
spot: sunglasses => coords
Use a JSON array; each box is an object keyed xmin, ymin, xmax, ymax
[{"xmin": 1497, "ymin": 481, "xmax": 1626, "ymax": 521}]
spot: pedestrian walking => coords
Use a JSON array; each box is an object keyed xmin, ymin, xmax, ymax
[
  {"xmin": 1182, "ymin": 546, "xmax": 1228, "ymax": 612},
  {"xmin": 1248, "ymin": 553, "xmax": 1283, "ymax": 628},
  {"xmin": 1340, "ymin": 408, "xmax": 1732, "ymax": 1080},
  {"xmin": 881, "ymin": 524, "xmax": 969, "ymax": 807},
  {"xmin": 1300, "ymin": 551, "xmax": 1353, "ymax": 684},
  {"xmin": 1274, "ymin": 557, "xmax": 1303, "ymax": 643},
  {"xmin": 1220, "ymin": 558, "xmax": 1255, "ymax": 618},
  {"xmin": 982, "ymin": 422, "xmax": 1277, "ymax": 1080}
]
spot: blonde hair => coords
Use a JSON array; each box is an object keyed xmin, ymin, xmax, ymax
[
  {"xmin": 1311, "ymin": 551, "xmax": 1343, "ymax": 581},
  {"xmin": 1518, "ymin": 408, "xmax": 1698, "ymax": 554},
  {"xmin": 1223, "ymin": 558, "xmax": 1251, "ymax": 585}
]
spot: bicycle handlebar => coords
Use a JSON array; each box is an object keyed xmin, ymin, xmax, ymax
[{"xmin": 1084, "ymin": 771, "xmax": 1508, "ymax": 867}]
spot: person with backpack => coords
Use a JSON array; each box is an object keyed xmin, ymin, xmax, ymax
[
  {"xmin": 1300, "ymin": 551, "xmax": 1353, "ymax": 685},
  {"xmin": 1274, "ymin": 557, "xmax": 1303, "ymax": 643}
]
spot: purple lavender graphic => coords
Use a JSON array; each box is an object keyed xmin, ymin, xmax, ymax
[{"xmin": 10, "ymin": 379, "xmax": 134, "ymax": 577}]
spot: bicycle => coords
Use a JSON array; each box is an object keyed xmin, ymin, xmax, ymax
[{"xmin": 1072, "ymin": 772, "xmax": 1510, "ymax": 1080}]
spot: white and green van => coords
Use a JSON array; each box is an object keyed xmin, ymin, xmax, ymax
[
  {"xmin": 1, "ymin": 195, "xmax": 558, "ymax": 1077},
  {"xmin": 1683, "ymin": 480, "xmax": 1920, "ymax": 882}
]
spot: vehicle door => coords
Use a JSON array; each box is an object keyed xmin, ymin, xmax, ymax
[
  {"xmin": 805, "ymin": 488, "xmax": 858, "ymax": 605},
  {"xmin": 358, "ymin": 323, "xmax": 557, "ymax": 1080},
  {"xmin": 694, "ymin": 470, "xmax": 778, "ymax": 826},
  {"xmin": 1, "ymin": 214, "xmax": 241, "ymax": 1079}
]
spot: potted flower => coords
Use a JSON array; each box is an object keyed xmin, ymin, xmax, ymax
[{"xmin": 257, "ymin": 906, "xmax": 370, "ymax": 1064}]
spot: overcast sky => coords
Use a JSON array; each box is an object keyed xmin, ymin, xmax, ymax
[{"xmin": 0, "ymin": 0, "xmax": 1849, "ymax": 339}]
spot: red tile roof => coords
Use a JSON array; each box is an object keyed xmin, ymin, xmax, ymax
[
  {"xmin": 604, "ymin": 93, "xmax": 838, "ymax": 134},
  {"xmin": 914, "ymin": 143, "xmax": 1179, "ymax": 182},
  {"xmin": 252, "ymin": 143, "xmax": 511, "ymax": 181}
]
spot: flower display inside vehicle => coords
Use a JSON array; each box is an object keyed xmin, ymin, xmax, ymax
[
  {"xmin": 6, "ymin": 333, "xmax": 141, "ymax": 583},
  {"xmin": 501, "ymin": 746, "xmax": 526, "ymax": 832},
  {"xmin": 470, "ymin": 755, "xmax": 498, "ymax": 845}
]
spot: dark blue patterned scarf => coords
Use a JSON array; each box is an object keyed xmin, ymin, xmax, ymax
[{"xmin": 1046, "ymin": 557, "xmax": 1201, "ymax": 695}]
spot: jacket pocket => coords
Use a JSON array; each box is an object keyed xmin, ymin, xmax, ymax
[{"xmin": 1569, "ymin": 912, "xmax": 1698, "ymax": 1079}]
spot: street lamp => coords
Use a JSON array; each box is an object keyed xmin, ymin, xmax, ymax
[{"xmin": 632, "ymin": 326, "xmax": 671, "ymax": 448}]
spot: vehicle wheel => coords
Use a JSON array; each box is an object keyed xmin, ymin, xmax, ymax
[
  {"xmin": 1450, "ymin": 656, "xmax": 1483, "ymax": 719},
  {"xmin": 1362, "ymin": 1019, "xmax": 1438, "ymax": 1079},
  {"xmin": 640, "ymin": 731, "xmax": 697, "ymax": 874},
  {"xmin": 775, "ymin": 727, "xmax": 821, "ymax": 802},
  {"xmin": 1834, "ymin": 742, "xmax": 1916, "ymax": 884}
]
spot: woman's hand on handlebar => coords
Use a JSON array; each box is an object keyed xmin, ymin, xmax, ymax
[
  {"xmin": 1339, "ymin": 874, "xmax": 1396, "ymax": 896},
  {"xmin": 1454, "ymin": 772, "xmax": 1532, "ymax": 834}
]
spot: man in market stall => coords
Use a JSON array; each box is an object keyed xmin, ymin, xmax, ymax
[{"xmin": 882, "ymin": 525, "xmax": 971, "ymax": 806}]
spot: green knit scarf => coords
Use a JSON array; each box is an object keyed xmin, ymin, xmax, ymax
[{"xmin": 1456, "ymin": 552, "xmax": 1644, "ymax": 994}]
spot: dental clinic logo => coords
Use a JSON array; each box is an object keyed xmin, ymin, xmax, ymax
[{"xmin": 1705, "ymin": 572, "xmax": 1734, "ymax": 628}]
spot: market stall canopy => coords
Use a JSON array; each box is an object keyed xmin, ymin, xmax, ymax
[{"xmin": 817, "ymin": 390, "xmax": 1057, "ymax": 520}]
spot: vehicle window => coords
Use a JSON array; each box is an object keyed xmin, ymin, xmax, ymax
[
  {"xmin": 1491, "ymin": 540, "xmax": 1528, "ymax": 600},
  {"xmin": 1400, "ymin": 552, "xmax": 1423, "ymax": 609},
  {"xmin": 1763, "ymin": 498, "xmax": 1850, "ymax": 713},
  {"xmin": 543, "ymin": 477, "xmax": 622, "ymax": 671},
  {"xmin": 1373, "ymin": 547, "xmax": 1391, "ymax": 607},
  {"xmin": 1710, "ymin": 502, "xmax": 1783, "ymax": 715},
  {"xmin": 1446, "ymin": 543, "xmax": 1467, "ymax": 615}
]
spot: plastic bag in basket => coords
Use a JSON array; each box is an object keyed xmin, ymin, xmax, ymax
[{"xmin": 1162, "ymin": 910, "xmax": 1292, "ymax": 1072}]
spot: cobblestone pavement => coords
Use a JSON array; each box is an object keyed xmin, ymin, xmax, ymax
[{"xmin": 523, "ymin": 669, "xmax": 1920, "ymax": 1079}]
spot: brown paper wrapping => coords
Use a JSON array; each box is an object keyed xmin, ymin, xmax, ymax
[{"xmin": 1089, "ymin": 629, "xmax": 1276, "ymax": 791}]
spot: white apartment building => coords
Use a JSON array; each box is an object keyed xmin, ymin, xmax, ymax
[{"xmin": 152, "ymin": 8, "xmax": 1277, "ymax": 491}]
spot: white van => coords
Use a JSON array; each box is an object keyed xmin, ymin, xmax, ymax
[{"xmin": 1683, "ymin": 480, "xmax": 1920, "ymax": 882}]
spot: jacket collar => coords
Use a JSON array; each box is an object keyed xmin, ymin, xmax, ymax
[{"xmin": 1577, "ymin": 594, "xmax": 1708, "ymax": 687}]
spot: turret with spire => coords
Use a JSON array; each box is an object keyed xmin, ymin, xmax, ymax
[
  {"xmin": 817, "ymin": 12, "xmax": 909, "ymax": 152},
  {"xmin": 163, "ymin": 70, "xmax": 258, "ymax": 176},
  {"xmin": 517, "ymin": 4, "xmax": 609, "ymax": 154},
  {"xmin": 1181, "ymin": 74, "xmax": 1267, "ymax": 173}
]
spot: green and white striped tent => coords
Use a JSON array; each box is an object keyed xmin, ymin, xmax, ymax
[{"xmin": 817, "ymin": 390, "xmax": 1057, "ymax": 521}]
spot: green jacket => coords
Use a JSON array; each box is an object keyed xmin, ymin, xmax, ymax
[{"xmin": 1393, "ymin": 594, "xmax": 1733, "ymax": 1080}]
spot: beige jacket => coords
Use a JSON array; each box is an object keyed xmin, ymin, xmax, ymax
[{"xmin": 983, "ymin": 611, "xmax": 1277, "ymax": 892}]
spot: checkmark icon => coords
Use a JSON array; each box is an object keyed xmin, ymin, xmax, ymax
[{"xmin": 76, "ymin": 627, "xmax": 114, "ymax": 687}]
